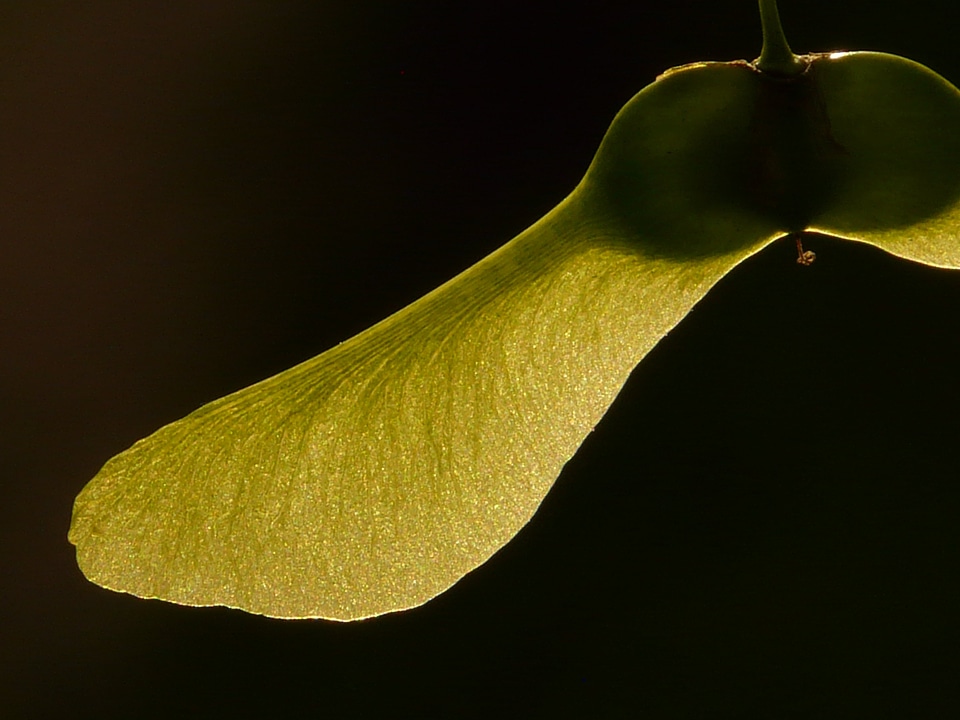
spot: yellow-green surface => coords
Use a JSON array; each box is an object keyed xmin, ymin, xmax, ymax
[
  {"xmin": 68, "ymin": 186, "xmax": 773, "ymax": 620},
  {"xmin": 69, "ymin": 5, "xmax": 960, "ymax": 620}
]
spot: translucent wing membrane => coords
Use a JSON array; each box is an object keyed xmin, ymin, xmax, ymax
[{"xmin": 69, "ymin": 189, "xmax": 773, "ymax": 620}]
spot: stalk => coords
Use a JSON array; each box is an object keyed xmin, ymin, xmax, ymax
[{"xmin": 756, "ymin": 0, "xmax": 806, "ymax": 76}]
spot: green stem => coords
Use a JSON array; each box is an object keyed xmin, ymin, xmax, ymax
[{"xmin": 756, "ymin": 0, "xmax": 806, "ymax": 76}]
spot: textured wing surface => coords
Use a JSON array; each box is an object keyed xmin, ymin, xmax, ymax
[{"xmin": 69, "ymin": 190, "xmax": 771, "ymax": 620}]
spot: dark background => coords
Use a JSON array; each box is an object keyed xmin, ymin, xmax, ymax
[{"xmin": 4, "ymin": 1, "xmax": 960, "ymax": 717}]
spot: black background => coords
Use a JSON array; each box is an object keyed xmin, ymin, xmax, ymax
[{"xmin": 4, "ymin": 1, "xmax": 960, "ymax": 717}]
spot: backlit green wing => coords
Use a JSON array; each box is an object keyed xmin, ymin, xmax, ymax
[{"xmin": 68, "ymin": 188, "xmax": 776, "ymax": 620}]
